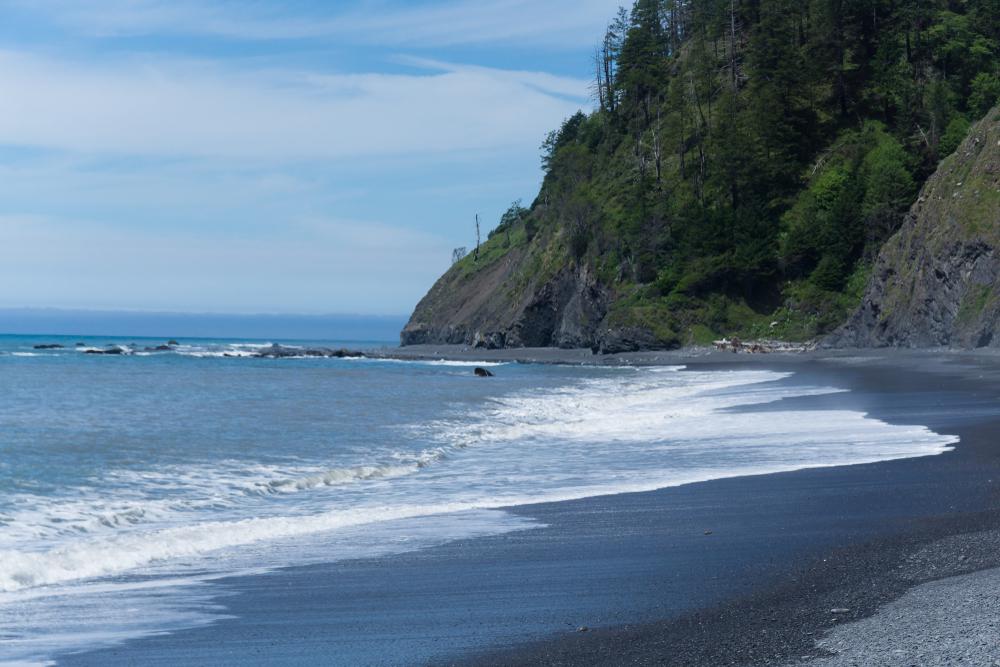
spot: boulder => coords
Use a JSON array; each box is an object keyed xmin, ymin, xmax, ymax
[
  {"xmin": 85, "ymin": 346, "xmax": 127, "ymax": 355},
  {"xmin": 254, "ymin": 344, "xmax": 367, "ymax": 359}
]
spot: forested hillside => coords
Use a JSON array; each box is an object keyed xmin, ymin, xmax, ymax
[{"xmin": 403, "ymin": 0, "xmax": 1000, "ymax": 351}]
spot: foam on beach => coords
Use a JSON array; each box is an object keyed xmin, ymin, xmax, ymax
[
  {"xmin": 0, "ymin": 365, "xmax": 956, "ymax": 591},
  {"xmin": 0, "ymin": 362, "xmax": 958, "ymax": 664}
]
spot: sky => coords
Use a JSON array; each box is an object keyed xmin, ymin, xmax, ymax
[{"xmin": 0, "ymin": 0, "xmax": 619, "ymax": 316}]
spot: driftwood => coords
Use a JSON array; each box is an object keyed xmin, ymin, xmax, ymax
[{"xmin": 712, "ymin": 337, "xmax": 816, "ymax": 354}]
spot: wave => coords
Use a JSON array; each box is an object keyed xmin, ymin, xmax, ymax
[
  {"xmin": 0, "ymin": 501, "xmax": 513, "ymax": 593},
  {"xmin": 249, "ymin": 461, "xmax": 424, "ymax": 495},
  {"xmin": 0, "ymin": 508, "xmax": 535, "ymax": 666},
  {"xmin": 436, "ymin": 368, "xmax": 955, "ymax": 457},
  {"xmin": 0, "ymin": 365, "xmax": 957, "ymax": 600},
  {"xmin": 349, "ymin": 357, "xmax": 509, "ymax": 367},
  {"xmin": 8, "ymin": 341, "xmax": 512, "ymax": 368},
  {"xmin": 0, "ymin": 454, "xmax": 447, "ymax": 549}
]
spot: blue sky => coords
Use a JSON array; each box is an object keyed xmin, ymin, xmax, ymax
[{"xmin": 0, "ymin": 0, "xmax": 619, "ymax": 315}]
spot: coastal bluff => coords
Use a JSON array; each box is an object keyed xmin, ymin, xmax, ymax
[
  {"xmin": 403, "ymin": 98, "xmax": 1000, "ymax": 353},
  {"xmin": 401, "ymin": 0, "xmax": 1000, "ymax": 354},
  {"xmin": 400, "ymin": 252, "xmax": 620, "ymax": 352},
  {"xmin": 828, "ymin": 105, "xmax": 1000, "ymax": 348}
]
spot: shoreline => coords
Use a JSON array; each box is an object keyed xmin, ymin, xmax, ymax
[
  {"xmin": 381, "ymin": 341, "xmax": 1000, "ymax": 369},
  {"xmin": 456, "ymin": 351, "xmax": 1000, "ymax": 666},
  {"xmin": 58, "ymin": 351, "xmax": 1000, "ymax": 666}
]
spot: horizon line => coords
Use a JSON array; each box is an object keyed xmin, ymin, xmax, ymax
[{"xmin": 0, "ymin": 306, "xmax": 410, "ymax": 319}]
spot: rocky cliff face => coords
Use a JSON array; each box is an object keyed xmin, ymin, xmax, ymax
[
  {"xmin": 401, "ymin": 211, "xmax": 676, "ymax": 352},
  {"xmin": 828, "ymin": 106, "xmax": 1000, "ymax": 348},
  {"xmin": 401, "ymin": 245, "xmax": 614, "ymax": 350},
  {"xmin": 406, "ymin": 107, "xmax": 1000, "ymax": 353}
]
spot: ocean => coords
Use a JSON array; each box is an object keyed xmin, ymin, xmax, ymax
[{"xmin": 0, "ymin": 334, "xmax": 957, "ymax": 665}]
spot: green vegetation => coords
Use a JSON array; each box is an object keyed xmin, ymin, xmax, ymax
[
  {"xmin": 956, "ymin": 283, "xmax": 994, "ymax": 325},
  {"xmin": 469, "ymin": 0, "xmax": 999, "ymax": 345}
]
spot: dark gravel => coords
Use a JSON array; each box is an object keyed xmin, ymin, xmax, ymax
[{"xmin": 442, "ymin": 351, "xmax": 1000, "ymax": 667}]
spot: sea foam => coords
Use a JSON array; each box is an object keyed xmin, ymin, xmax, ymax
[
  {"xmin": 0, "ymin": 364, "xmax": 957, "ymax": 664},
  {"xmin": 0, "ymin": 366, "xmax": 955, "ymax": 595}
]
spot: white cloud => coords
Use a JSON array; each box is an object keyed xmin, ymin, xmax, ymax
[
  {"xmin": 13, "ymin": 0, "xmax": 622, "ymax": 48},
  {"xmin": 0, "ymin": 0, "xmax": 606, "ymax": 314},
  {"xmin": 0, "ymin": 49, "xmax": 588, "ymax": 159},
  {"xmin": 0, "ymin": 215, "xmax": 453, "ymax": 313}
]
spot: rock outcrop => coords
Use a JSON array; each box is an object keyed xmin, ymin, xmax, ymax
[
  {"xmin": 254, "ymin": 344, "xmax": 367, "ymax": 359},
  {"xmin": 84, "ymin": 346, "xmax": 128, "ymax": 355},
  {"xmin": 828, "ymin": 106, "xmax": 1000, "ymax": 348},
  {"xmin": 401, "ymin": 245, "xmax": 617, "ymax": 350}
]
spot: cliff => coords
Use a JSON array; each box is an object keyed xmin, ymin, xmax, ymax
[
  {"xmin": 401, "ymin": 2, "xmax": 1000, "ymax": 352},
  {"xmin": 828, "ymin": 106, "xmax": 1000, "ymax": 348},
  {"xmin": 401, "ymin": 219, "xmax": 640, "ymax": 352}
]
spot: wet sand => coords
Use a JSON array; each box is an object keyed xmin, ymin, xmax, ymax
[{"xmin": 62, "ymin": 350, "xmax": 1000, "ymax": 666}]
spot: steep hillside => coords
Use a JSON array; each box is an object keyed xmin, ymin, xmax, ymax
[
  {"xmin": 827, "ymin": 105, "xmax": 1000, "ymax": 348},
  {"xmin": 400, "ymin": 220, "xmax": 640, "ymax": 351},
  {"xmin": 403, "ymin": 0, "xmax": 1000, "ymax": 351},
  {"xmin": 400, "ymin": 240, "xmax": 613, "ymax": 350}
]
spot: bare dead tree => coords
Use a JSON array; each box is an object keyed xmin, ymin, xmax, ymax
[
  {"xmin": 601, "ymin": 40, "xmax": 613, "ymax": 113},
  {"xmin": 651, "ymin": 106, "xmax": 664, "ymax": 184},
  {"xmin": 474, "ymin": 214, "xmax": 481, "ymax": 262},
  {"xmin": 451, "ymin": 247, "xmax": 467, "ymax": 264},
  {"xmin": 687, "ymin": 72, "xmax": 709, "ymax": 202},
  {"xmin": 592, "ymin": 47, "xmax": 607, "ymax": 111},
  {"xmin": 729, "ymin": 0, "xmax": 740, "ymax": 91},
  {"xmin": 602, "ymin": 30, "xmax": 616, "ymax": 113}
]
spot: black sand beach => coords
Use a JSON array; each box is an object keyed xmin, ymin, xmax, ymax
[{"xmin": 61, "ymin": 350, "xmax": 1000, "ymax": 666}]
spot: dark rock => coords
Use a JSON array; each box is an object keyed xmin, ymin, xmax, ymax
[
  {"xmin": 167, "ymin": 340, "xmax": 180, "ymax": 346},
  {"xmin": 474, "ymin": 367, "xmax": 494, "ymax": 377},
  {"xmin": 827, "ymin": 105, "xmax": 1000, "ymax": 349},
  {"xmin": 254, "ymin": 344, "xmax": 367, "ymax": 359},
  {"xmin": 75, "ymin": 342, "xmax": 86, "ymax": 347},
  {"xmin": 401, "ymin": 259, "xmax": 619, "ymax": 351},
  {"xmin": 472, "ymin": 331, "xmax": 507, "ymax": 350},
  {"xmin": 255, "ymin": 344, "xmax": 309, "ymax": 358},
  {"xmin": 33, "ymin": 344, "xmax": 63, "ymax": 349},
  {"xmin": 143, "ymin": 345, "xmax": 174, "ymax": 352},
  {"xmin": 595, "ymin": 327, "xmax": 665, "ymax": 355},
  {"xmin": 85, "ymin": 346, "xmax": 127, "ymax": 355}
]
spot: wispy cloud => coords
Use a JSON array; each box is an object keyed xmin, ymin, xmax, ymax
[
  {"xmin": 0, "ymin": 50, "xmax": 588, "ymax": 159},
  {"xmin": 11, "ymin": 0, "xmax": 621, "ymax": 47},
  {"xmin": 0, "ymin": 0, "xmax": 609, "ymax": 314}
]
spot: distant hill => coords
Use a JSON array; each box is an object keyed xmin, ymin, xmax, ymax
[{"xmin": 403, "ymin": 0, "xmax": 1000, "ymax": 351}]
